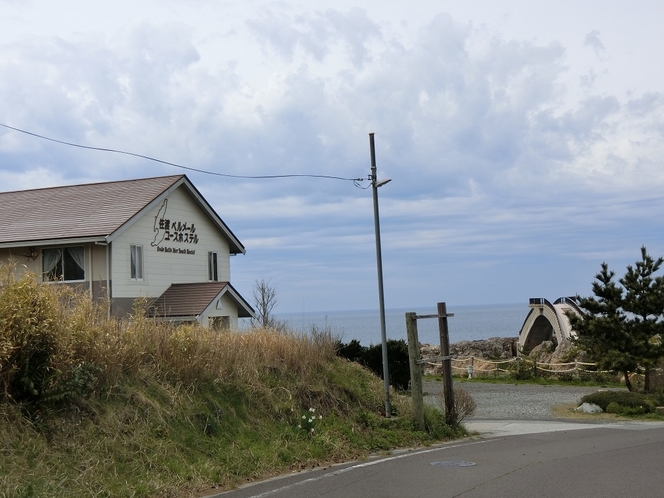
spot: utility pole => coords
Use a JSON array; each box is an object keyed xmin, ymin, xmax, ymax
[{"xmin": 369, "ymin": 132, "xmax": 392, "ymax": 417}]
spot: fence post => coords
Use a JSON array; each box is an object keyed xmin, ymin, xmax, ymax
[
  {"xmin": 437, "ymin": 302, "xmax": 457, "ymax": 426},
  {"xmin": 406, "ymin": 312, "xmax": 425, "ymax": 432}
]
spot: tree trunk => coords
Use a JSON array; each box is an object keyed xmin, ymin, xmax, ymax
[
  {"xmin": 644, "ymin": 366, "xmax": 651, "ymax": 392},
  {"xmin": 623, "ymin": 371, "xmax": 633, "ymax": 391}
]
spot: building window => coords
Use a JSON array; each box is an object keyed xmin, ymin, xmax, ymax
[
  {"xmin": 209, "ymin": 316, "xmax": 230, "ymax": 330},
  {"xmin": 130, "ymin": 245, "xmax": 143, "ymax": 280},
  {"xmin": 208, "ymin": 252, "xmax": 218, "ymax": 281},
  {"xmin": 42, "ymin": 246, "xmax": 85, "ymax": 282}
]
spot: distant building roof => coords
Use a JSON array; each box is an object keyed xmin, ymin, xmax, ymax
[
  {"xmin": 0, "ymin": 175, "xmax": 245, "ymax": 253},
  {"xmin": 148, "ymin": 282, "xmax": 255, "ymax": 319}
]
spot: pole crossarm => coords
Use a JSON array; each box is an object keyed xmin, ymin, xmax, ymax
[
  {"xmin": 414, "ymin": 313, "xmax": 455, "ymax": 320},
  {"xmin": 417, "ymin": 355, "xmax": 457, "ymax": 364}
]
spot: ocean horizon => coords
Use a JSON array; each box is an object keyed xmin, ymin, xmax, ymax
[{"xmin": 272, "ymin": 303, "xmax": 528, "ymax": 346}]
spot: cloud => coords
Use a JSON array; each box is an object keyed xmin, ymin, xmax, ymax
[
  {"xmin": 245, "ymin": 7, "xmax": 380, "ymax": 67},
  {"xmin": 584, "ymin": 30, "xmax": 606, "ymax": 58},
  {"xmin": 2, "ymin": 3, "xmax": 664, "ymax": 311}
]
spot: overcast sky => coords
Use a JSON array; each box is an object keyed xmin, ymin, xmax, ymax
[{"xmin": 1, "ymin": 0, "xmax": 664, "ymax": 313}]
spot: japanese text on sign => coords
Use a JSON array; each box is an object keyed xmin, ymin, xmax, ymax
[{"xmin": 158, "ymin": 219, "xmax": 199, "ymax": 244}]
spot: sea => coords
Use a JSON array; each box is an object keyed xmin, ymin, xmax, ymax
[{"xmin": 274, "ymin": 303, "xmax": 527, "ymax": 346}]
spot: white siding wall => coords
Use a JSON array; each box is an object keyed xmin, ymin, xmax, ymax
[
  {"xmin": 112, "ymin": 186, "xmax": 232, "ymax": 299},
  {"xmin": 199, "ymin": 293, "xmax": 239, "ymax": 329}
]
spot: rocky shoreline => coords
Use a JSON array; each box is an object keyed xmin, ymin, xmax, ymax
[
  {"xmin": 422, "ymin": 337, "xmax": 519, "ymax": 362},
  {"xmin": 424, "ymin": 336, "xmax": 580, "ymax": 363},
  {"xmin": 421, "ymin": 336, "xmax": 585, "ymax": 377}
]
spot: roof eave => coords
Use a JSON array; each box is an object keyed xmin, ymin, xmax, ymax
[
  {"xmin": 0, "ymin": 236, "xmax": 108, "ymax": 250},
  {"xmin": 195, "ymin": 283, "xmax": 255, "ymax": 319},
  {"xmin": 220, "ymin": 283, "xmax": 256, "ymax": 318}
]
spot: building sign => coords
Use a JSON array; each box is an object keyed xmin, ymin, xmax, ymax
[
  {"xmin": 158, "ymin": 219, "xmax": 199, "ymax": 244},
  {"xmin": 151, "ymin": 199, "xmax": 199, "ymax": 255},
  {"xmin": 156, "ymin": 246, "xmax": 196, "ymax": 255}
]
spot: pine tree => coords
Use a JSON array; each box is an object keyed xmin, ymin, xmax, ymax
[
  {"xmin": 569, "ymin": 247, "xmax": 664, "ymax": 392},
  {"xmin": 569, "ymin": 262, "xmax": 635, "ymax": 390},
  {"xmin": 619, "ymin": 247, "xmax": 664, "ymax": 391}
]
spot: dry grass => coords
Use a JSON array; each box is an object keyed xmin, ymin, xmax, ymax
[
  {"xmin": 0, "ymin": 265, "xmax": 337, "ymax": 403},
  {"xmin": 0, "ymin": 267, "xmax": 460, "ymax": 497}
]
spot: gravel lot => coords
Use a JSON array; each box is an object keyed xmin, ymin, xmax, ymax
[{"xmin": 423, "ymin": 380, "xmax": 621, "ymax": 420}]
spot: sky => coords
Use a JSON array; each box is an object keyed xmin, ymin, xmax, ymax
[{"xmin": 1, "ymin": 0, "xmax": 664, "ymax": 314}]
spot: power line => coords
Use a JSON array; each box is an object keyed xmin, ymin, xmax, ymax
[{"xmin": 0, "ymin": 123, "xmax": 367, "ymax": 183}]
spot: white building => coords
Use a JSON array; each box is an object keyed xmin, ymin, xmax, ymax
[{"xmin": 0, "ymin": 175, "xmax": 254, "ymax": 328}]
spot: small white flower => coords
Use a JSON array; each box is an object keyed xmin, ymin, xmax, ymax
[
  {"xmin": 309, "ymin": 407, "xmax": 316, "ymax": 413},
  {"xmin": 319, "ymin": 415, "xmax": 323, "ymax": 420},
  {"xmin": 302, "ymin": 415, "xmax": 306, "ymax": 419},
  {"xmin": 308, "ymin": 418, "xmax": 313, "ymax": 423},
  {"xmin": 310, "ymin": 428, "xmax": 315, "ymax": 433},
  {"xmin": 297, "ymin": 425, "xmax": 302, "ymax": 429}
]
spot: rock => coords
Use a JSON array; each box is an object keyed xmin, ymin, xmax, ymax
[
  {"xmin": 422, "ymin": 337, "xmax": 517, "ymax": 361},
  {"xmin": 420, "ymin": 338, "xmax": 517, "ymax": 376},
  {"xmin": 575, "ymin": 402, "xmax": 603, "ymax": 414}
]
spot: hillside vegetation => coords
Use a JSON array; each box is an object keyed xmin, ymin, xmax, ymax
[{"xmin": 0, "ymin": 267, "xmax": 459, "ymax": 498}]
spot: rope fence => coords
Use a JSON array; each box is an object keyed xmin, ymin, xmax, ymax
[{"xmin": 421, "ymin": 355, "xmax": 619, "ymax": 380}]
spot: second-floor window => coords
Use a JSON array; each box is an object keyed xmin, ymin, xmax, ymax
[
  {"xmin": 42, "ymin": 246, "xmax": 85, "ymax": 282},
  {"xmin": 130, "ymin": 245, "xmax": 143, "ymax": 280},
  {"xmin": 208, "ymin": 252, "xmax": 218, "ymax": 281}
]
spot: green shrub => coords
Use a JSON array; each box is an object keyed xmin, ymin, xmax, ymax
[
  {"xmin": 0, "ymin": 274, "xmax": 63, "ymax": 402},
  {"xmin": 41, "ymin": 362, "xmax": 103, "ymax": 406},
  {"xmin": 364, "ymin": 340, "xmax": 411, "ymax": 391},
  {"xmin": 512, "ymin": 358, "xmax": 534, "ymax": 380},
  {"xmin": 605, "ymin": 401, "xmax": 621, "ymax": 414},
  {"xmin": 581, "ymin": 391, "xmax": 656, "ymax": 413},
  {"xmin": 336, "ymin": 339, "xmax": 412, "ymax": 392},
  {"xmin": 606, "ymin": 401, "xmax": 650, "ymax": 415},
  {"xmin": 336, "ymin": 339, "xmax": 365, "ymax": 364}
]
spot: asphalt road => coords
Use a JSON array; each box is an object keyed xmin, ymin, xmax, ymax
[
  {"xmin": 208, "ymin": 383, "xmax": 664, "ymax": 498},
  {"xmin": 210, "ymin": 422, "xmax": 664, "ymax": 498}
]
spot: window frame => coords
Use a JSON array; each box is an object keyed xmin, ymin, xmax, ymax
[
  {"xmin": 209, "ymin": 316, "xmax": 230, "ymax": 330},
  {"xmin": 130, "ymin": 244, "xmax": 144, "ymax": 281},
  {"xmin": 208, "ymin": 251, "xmax": 218, "ymax": 282},
  {"xmin": 42, "ymin": 245, "xmax": 86, "ymax": 282}
]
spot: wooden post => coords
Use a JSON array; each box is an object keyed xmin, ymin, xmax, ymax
[
  {"xmin": 406, "ymin": 312, "xmax": 425, "ymax": 432},
  {"xmin": 437, "ymin": 302, "xmax": 457, "ymax": 426}
]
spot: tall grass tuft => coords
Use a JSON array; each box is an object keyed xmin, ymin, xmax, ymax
[{"xmin": 0, "ymin": 266, "xmax": 338, "ymax": 406}]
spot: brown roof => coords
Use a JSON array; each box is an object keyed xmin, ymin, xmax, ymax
[
  {"xmin": 0, "ymin": 175, "xmax": 182, "ymax": 245},
  {"xmin": 0, "ymin": 175, "xmax": 245, "ymax": 253},
  {"xmin": 149, "ymin": 282, "xmax": 254, "ymax": 318}
]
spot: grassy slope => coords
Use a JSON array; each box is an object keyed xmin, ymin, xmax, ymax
[
  {"xmin": 1, "ymin": 358, "xmax": 460, "ymax": 498},
  {"xmin": 0, "ymin": 272, "xmax": 462, "ymax": 497}
]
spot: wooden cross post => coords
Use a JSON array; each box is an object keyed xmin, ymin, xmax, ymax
[
  {"xmin": 438, "ymin": 302, "xmax": 457, "ymax": 426},
  {"xmin": 405, "ymin": 312, "xmax": 425, "ymax": 431}
]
